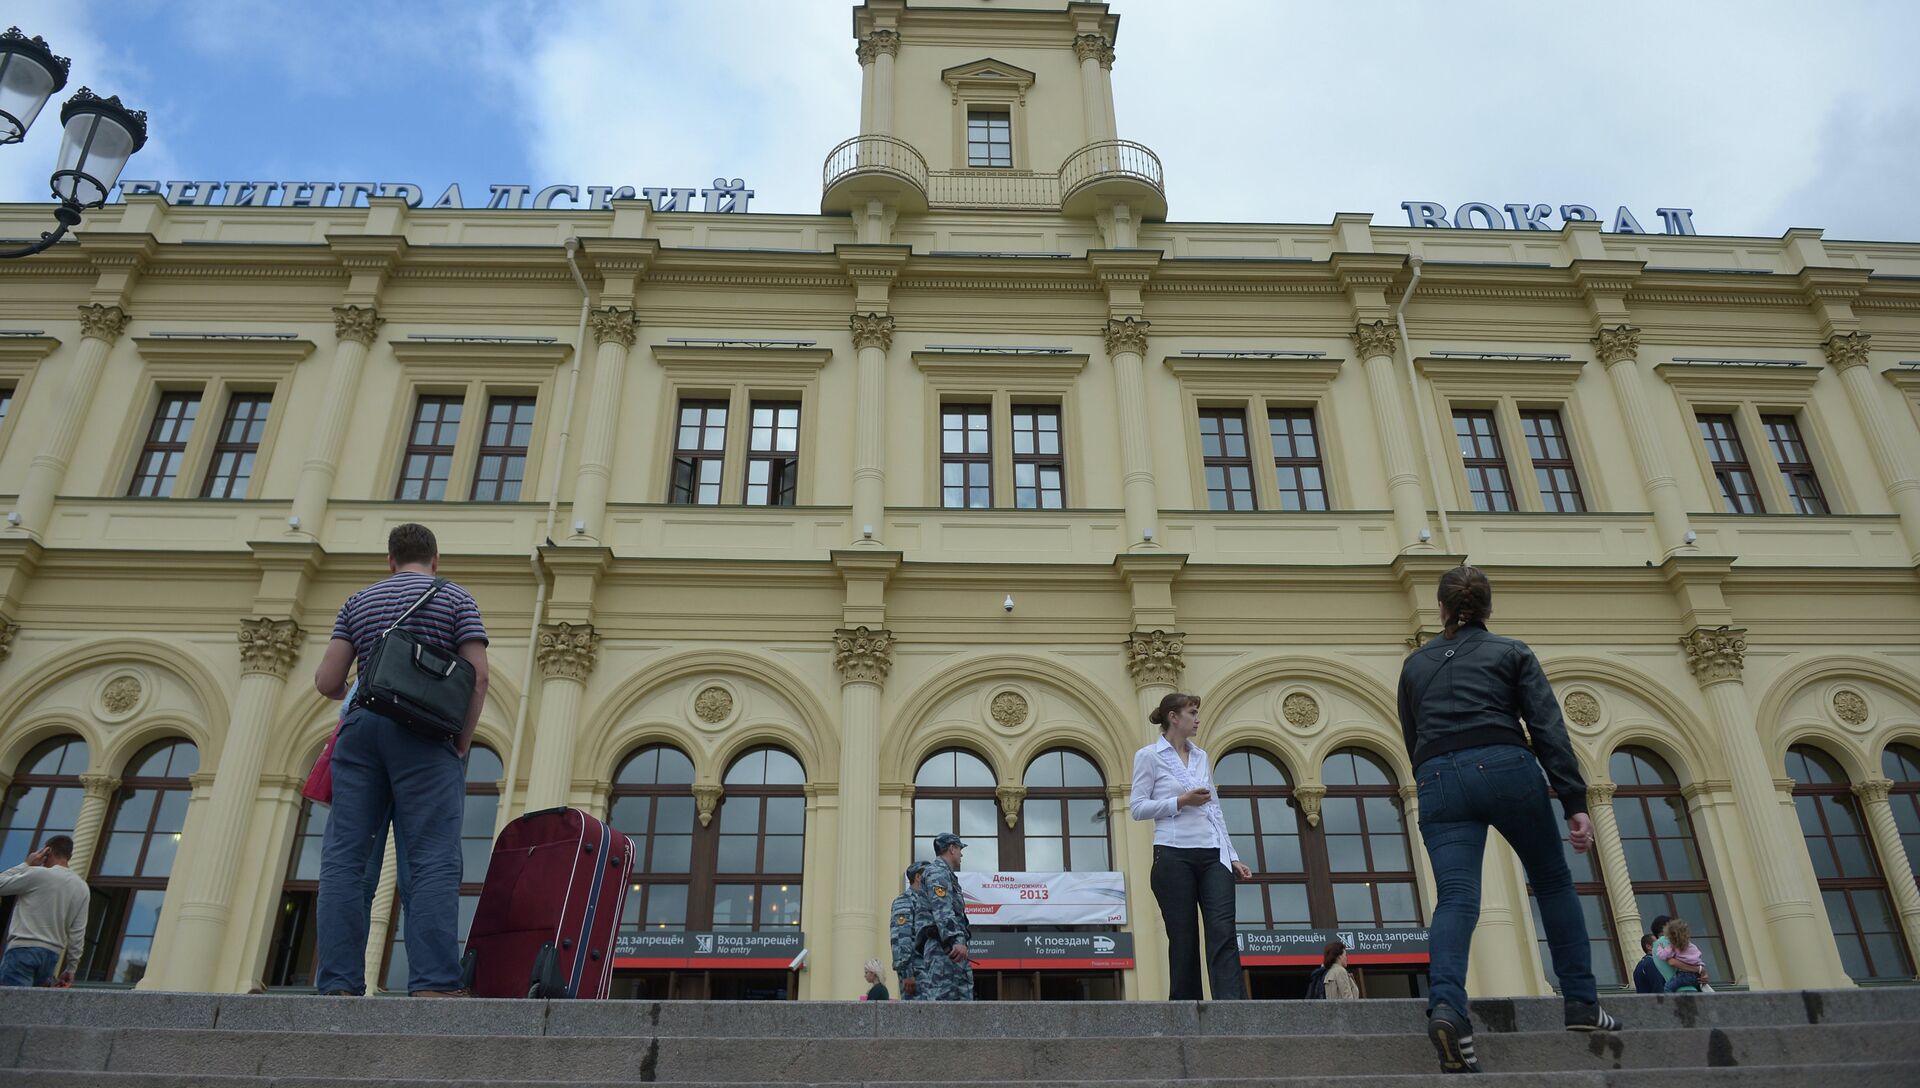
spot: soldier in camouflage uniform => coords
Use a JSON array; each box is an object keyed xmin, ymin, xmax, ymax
[
  {"xmin": 889, "ymin": 862, "xmax": 929, "ymax": 999},
  {"xmin": 917, "ymin": 832, "xmax": 973, "ymax": 1000}
]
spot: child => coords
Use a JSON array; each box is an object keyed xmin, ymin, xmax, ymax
[{"xmin": 1657, "ymin": 918, "xmax": 1706, "ymax": 992}]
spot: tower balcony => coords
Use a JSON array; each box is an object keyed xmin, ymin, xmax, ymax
[
  {"xmin": 821, "ymin": 134, "xmax": 929, "ymax": 214},
  {"xmin": 1059, "ymin": 139, "xmax": 1166, "ymax": 221}
]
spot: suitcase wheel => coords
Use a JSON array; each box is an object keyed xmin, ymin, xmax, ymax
[
  {"xmin": 459, "ymin": 949, "xmax": 477, "ymax": 992},
  {"xmin": 529, "ymin": 943, "xmax": 567, "ymax": 999}
]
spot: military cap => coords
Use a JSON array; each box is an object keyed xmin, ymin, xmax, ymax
[{"xmin": 932, "ymin": 832, "xmax": 967, "ymax": 853}]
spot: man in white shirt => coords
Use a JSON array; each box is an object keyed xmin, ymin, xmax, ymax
[{"xmin": 0, "ymin": 836, "xmax": 90, "ymax": 988}]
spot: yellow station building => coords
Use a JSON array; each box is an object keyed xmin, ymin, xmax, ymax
[{"xmin": 1, "ymin": 0, "xmax": 1918, "ymax": 1002}]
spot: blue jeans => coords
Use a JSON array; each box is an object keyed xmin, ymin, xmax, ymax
[
  {"xmin": 0, "ymin": 945, "xmax": 59, "ymax": 987},
  {"xmin": 1665, "ymin": 969, "xmax": 1701, "ymax": 993},
  {"xmin": 316, "ymin": 706, "xmax": 465, "ymax": 994},
  {"xmin": 1417, "ymin": 743, "xmax": 1597, "ymax": 1020}
]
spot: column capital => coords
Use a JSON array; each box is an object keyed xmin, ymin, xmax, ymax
[
  {"xmin": 1592, "ymin": 324, "xmax": 1641, "ymax": 366},
  {"xmin": 78, "ymin": 773, "xmax": 121, "ymax": 799},
  {"xmin": 1853, "ymin": 778, "xmax": 1894, "ymax": 805},
  {"xmin": 693, "ymin": 783, "xmax": 724, "ymax": 827},
  {"xmin": 1586, "ymin": 781, "xmax": 1618, "ymax": 804},
  {"xmin": 1397, "ymin": 782, "xmax": 1419, "ymax": 804},
  {"xmin": 588, "ymin": 305, "xmax": 637, "ymax": 348},
  {"xmin": 997, "ymin": 784, "xmax": 1027, "ymax": 828},
  {"xmin": 1351, "ymin": 319, "xmax": 1399, "ymax": 361},
  {"xmin": 77, "ymin": 303, "xmax": 130, "ymax": 343},
  {"xmin": 1124, "ymin": 629, "xmax": 1184, "ymax": 688},
  {"xmin": 331, "ymin": 304, "xmax": 384, "ymax": 346},
  {"xmin": 237, "ymin": 617, "xmax": 305, "ymax": 678},
  {"xmin": 0, "ymin": 616, "xmax": 16, "ymax": 666},
  {"xmin": 1822, "ymin": 331, "xmax": 1872, "ymax": 370},
  {"xmin": 1103, "ymin": 316, "xmax": 1151, "ymax": 356},
  {"xmin": 1680, "ymin": 625, "xmax": 1746, "ymax": 684},
  {"xmin": 856, "ymin": 28, "xmax": 899, "ymax": 64},
  {"xmin": 1293, "ymin": 783, "xmax": 1327, "ymax": 827},
  {"xmin": 850, "ymin": 312, "xmax": 895, "ymax": 351},
  {"xmin": 536, "ymin": 621, "xmax": 600, "ymax": 682},
  {"xmin": 1074, "ymin": 33, "xmax": 1114, "ymax": 67},
  {"xmin": 833, "ymin": 625, "xmax": 895, "ymax": 685}
]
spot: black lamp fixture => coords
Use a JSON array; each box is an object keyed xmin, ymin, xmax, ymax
[{"xmin": 1, "ymin": 27, "xmax": 148, "ymax": 260}]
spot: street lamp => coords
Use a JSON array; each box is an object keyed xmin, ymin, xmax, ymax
[{"xmin": 1, "ymin": 28, "xmax": 148, "ymax": 260}]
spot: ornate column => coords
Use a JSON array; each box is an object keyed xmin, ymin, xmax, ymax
[
  {"xmin": 523, "ymin": 622, "xmax": 600, "ymax": 811},
  {"xmin": 832, "ymin": 625, "xmax": 893, "ymax": 998},
  {"xmin": 1594, "ymin": 326, "xmax": 1691, "ymax": 553},
  {"xmin": 1854, "ymin": 778, "xmax": 1920, "ymax": 968},
  {"xmin": 862, "ymin": 30, "xmax": 899, "ymax": 136},
  {"xmin": 1584, "ymin": 782, "xmax": 1644, "ymax": 975},
  {"xmin": 1824, "ymin": 333, "xmax": 1920, "ymax": 559},
  {"xmin": 12, "ymin": 304, "xmax": 129, "ymax": 537},
  {"xmin": 161, "ymin": 617, "xmax": 305, "ymax": 991},
  {"xmin": 1680, "ymin": 625, "xmax": 1849, "ymax": 987},
  {"xmin": 1124, "ymin": 628, "xmax": 1183, "ymax": 741},
  {"xmin": 1073, "ymin": 34, "xmax": 1116, "ymax": 142},
  {"xmin": 289, "ymin": 305, "xmax": 384, "ymax": 535},
  {"xmin": 1106, "ymin": 318, "xmax": 1161, "ymax": 549},
  {"xmin": 850, "ymin": 314, "xmax": 894, "ymax": 544},
  {"xmin": 362, "ymin": 830, "xmax": 402, "ymax": 991},
  {"xmin": 65, "ymin": 772, "xmax": 121, "ymax": 882},
  {"xmin": 571, "ymin": 307, "xmax": 639, "ymax": 544},
  {"xmin": 1352, "ymin": 321, "xmax": 1432, "ymax": 552}
]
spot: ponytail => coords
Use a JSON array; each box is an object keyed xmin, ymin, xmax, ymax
[{"xmin": 1437, "ymin": 565, "xmax": 1492, "ymax": 639}]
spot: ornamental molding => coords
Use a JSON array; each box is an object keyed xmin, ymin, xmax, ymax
[
  {"xmin": 1592, "ymin": 324, "xmax": 1641, "ymax": 366},
  {"xmin": 331, "ymin": 304, "xmax": 384, "ymax": 345},
  {"xmin": 1293, "ymin": 784, "xmax": 1327, "ymax": 827},
  {"xmin": 77, "ymin": 303, "xmax": 130, "ymax": 343},
  {"xmin": 1281, "ymin": 692, "xmax": 1320, "ymax": 729},
  {"xmin": 1564, "ymin": 691, "xmax": 1602, "ymax": 729},
  {"xmin": 989, "ymin": 691, "xmax": 1030, "ymax": 730},
  {"xmin": 1624, "ymin": 290, "xmax": 1805, "ymax": 307},
  {"xmin": 1073, "ymin": 34, "xmax": 1114, "ymax": 67},
  {"xmin": 1853, "ymin": 778, "xmax": 1893, "ymax": 805},
  {"xmin": 238, "ymin": 617, "xmax": 305, "ymax": 678},
  {"xmin": 1585, "ymin": 781, "xmax": 1617, "ymax": 804},
  {"xmin": 850, "ymin": 312, "xmax": 895, "ymax": 352},
  {"xmin": 536, "ymin": 622, "xmax": 600, "ymax": 682},
  {"xmin": 1124, "ymin": 629, "xmax": 1184, "ymax": 688},
  {"xmin": 1103, "ymin": 316, "xmax": 1151, "ymax": 356},
  {"xmin": 693, "ymin": 783, "xmax": 724, "ymax": 827},
  {"xmin": 588, "ymin": 306, "xmax": 638, "ymax": 349},
  {"xmin": 693, "ymin": 685, "xmax": 734, "ymax": 725},
  {"xmin": 1143, "ymin": 281, "xmax": 1341, "ymax": 295},
  {"xmin": 1821, "ymin": 331, "xmax": 1872, "ymax": 370},
  {"xmin": 1832, "ymin": 689, "xmax": 1870, "ymax": 727},
  {"xmin": 0, "ymin": 618, "xmax": 16, "ymax": 666},
  {"xmin": 1397, "ymin": 783, "xmax": 1419, "ymax": 805},
  {"xmin": 997, "ymin": 784, "xmax": 1027, "ymax": 828},
  {"xmin": 1679, "ymin": 625, "xmax": 1746, "ymax": 684},
  {"xmin": 833, "ymin": 626, "xmax": 895, "ymax": 685},
  {"xmin": 1351, "ymin": 319, "xmax": 1399, "ymax": 360},
  {"xmin": 79, "ymin": 773, "xmax": 121, "ymax": 799},
  {"xmin": 100, "ymin": 675, "xmax": 143, "ymax": 717},
  {"xmin": 856, "ymin": 28, "xmax": 900, "ymax": 63}
]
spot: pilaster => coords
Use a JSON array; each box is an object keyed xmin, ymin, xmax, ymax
[
  {"xmin": 832, "ymin": 622, "xmax": 894, "ymax": 998},
  {"xmin": 525, "ymin": 622, "xmax": 600, "ymax": 810},
  {"xmin": 1822, "ymin": 331, "xmax": 1920, "ymax": 561},
  {"xmin": 1853, "ymin": 777, "xmax": 1920, "ymax": 970}
]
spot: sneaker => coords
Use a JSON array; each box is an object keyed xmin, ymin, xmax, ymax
[
  {"xmin": 1427, "ymin": 1004, "xmax": 1480, "ymax": 1074},
  {"xmin": 1565, "ymin": 1000, "xmax": 1621, "ymax": 1032}
]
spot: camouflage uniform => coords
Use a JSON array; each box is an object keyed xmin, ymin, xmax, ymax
[
  {"xmin": 888, "ymin": 883, "xmax": 925, "ymax": 999},
  {"xmin": 916, "ymin": 856, "xmax": 973, "ymax": 1000}
]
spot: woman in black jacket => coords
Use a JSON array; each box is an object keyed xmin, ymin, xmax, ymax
[{"xmin": 1400, "ymin": 566, "xmax": 1620, "ymax": 1074}]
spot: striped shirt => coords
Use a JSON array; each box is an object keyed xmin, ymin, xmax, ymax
[{"xmin": 331, "ymin": 571, "xmax": 488, "ymax": 678}]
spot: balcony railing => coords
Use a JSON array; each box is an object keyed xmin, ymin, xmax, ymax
[
  {"xmin": 822, "ymin": 134, "xmax": 929, "ymax": 199},
  {"xmin": 1058, "ymin": 139, "xmax": 1165, "ymax": 205},
  {"xmin": 925, "ymin": 169, "xmax": 1060, "ymax": 211}
]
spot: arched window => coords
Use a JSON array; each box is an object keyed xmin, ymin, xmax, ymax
[
  {"xmin": 1319, "ymin": 748, "xmax": 1419, "ymax": 929},
  {"xmin": 84, "ymin": 738, "xmax": 197, "ymax": 984},
  {"xmin": 1216, "ymin": 748, "xmax": 1310, "ymax": 929},
  {"xmin": 1884, "ymin": 744, "xmax": 1920, "ymax": 884},
  {"xmin": 1019, "ymin": 749, "xmax": 1109, "ymax": 871},
  {"xmin": 1610, "ymin": 747, "xmax": 1729, "ymax": 979},
  {"xmin": 1525, "ymin": 806, "xmax": 1623, "ymax": 989},
  {"xmin": 913, "ymin": 749, "xmax": 1000, "ymax": 871},
  {"xmin": 712, "ymin": 747, "xmax": 806, "ymax": 932},
  {"xmin": 381, "ymin": 745, "xmax": 502, "ymax": 992},
  {"xmin": 607, "ymin": 744, "xmax": 697, "ymax": 936},
  {"xmin": 1, "ymin": 735, "xmax": 88, "ymax": 868},
  {"xmin": 265, "ymin": 761, "xmax": 329, "ymax": 988},
  {"xmin": 1787, "ymin": 745, "xmax": 1913, "ymax": 980}
]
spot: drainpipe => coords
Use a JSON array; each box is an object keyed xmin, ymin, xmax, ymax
[
  {"xmin": 1393, "ymin": 257, "xmax": 1455, "ymax": 555},
  {"xmin": 497, "ymin": 237, "xmax": 591, "ymax": 831}
]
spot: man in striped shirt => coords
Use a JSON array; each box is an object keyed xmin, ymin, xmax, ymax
[{"xmin": 312, "ymin": 523, "xmax": 489, "ymax": 997}]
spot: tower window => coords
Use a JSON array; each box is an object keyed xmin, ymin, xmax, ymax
[{"xmin": 966, "ymin": 110, "xmax": 1012, "ymax": 168}]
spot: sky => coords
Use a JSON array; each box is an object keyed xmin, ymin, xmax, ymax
[{"xmin": 4, "ymin": 0, "xmax": 1918, "ymax": 240}]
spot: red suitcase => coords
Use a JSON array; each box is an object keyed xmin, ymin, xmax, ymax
[{"xmin": 461, "ymin": 807, "xmax": 634, "ymax": 999}]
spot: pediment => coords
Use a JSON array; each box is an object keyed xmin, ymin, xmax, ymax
[{"xmin": 942, "ymin": 57, "xmax": 1037, "ymax": 100}]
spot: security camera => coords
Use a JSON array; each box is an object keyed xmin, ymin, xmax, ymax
[
  {"xmin": 1418, "ymin": 528, "xmax": 1432, "ymax": 543},
  {"xmin": 1142, "ymin": 527, "xmax": 1154, "ymax": 541},
  {"xmin": 573, "ymin": 519, "xmax": 587, "ymax": 534},
  {"xmin": 286, "ymin": 515, "xmax": 299, "ymax": 529},
  {"xmin": 1003, "ymin": 594, "xmax": 1015, "ymax": 613},
  {"xmin": 862, "ymin": 524, "xmax": 874, "ymax": 539},
  {"xmin": 5, "ymin": 511, "xmax": 20, "ymax": 526},
  {"xmin": 1683, "ymin": 530, "xmax": 1697, "ymax": 544}
]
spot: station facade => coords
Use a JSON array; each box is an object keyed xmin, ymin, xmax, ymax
[{"xmin": 1, "ymin": 0, "xmax": 1919, "ymax": 1000}]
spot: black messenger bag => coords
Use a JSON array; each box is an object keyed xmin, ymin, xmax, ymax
[{"xmin": 357, "ymin": 577, "xmax": 475, "ymax": 743}]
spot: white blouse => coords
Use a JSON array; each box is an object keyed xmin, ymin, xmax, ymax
[{"xmin": 1129, "ymin": 736, "xmax": 1240, "ymax": 868}]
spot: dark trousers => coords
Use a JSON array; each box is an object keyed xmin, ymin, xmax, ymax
[
  {"xmin": 1150, "ymin": 845, "xmax": 1244, "ymax": 1000},
  {"xmin": 1417, "ymin": 743, "xmax": 1597, "ymax": 1021}
]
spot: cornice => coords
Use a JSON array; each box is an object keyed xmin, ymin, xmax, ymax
[
  {"xmin": 1655, "ymin": 361, "xmax": 1820, "ymax": 396},
  {"xmin": 1163, "ymin": 355, "xmax": 1343, "ymax": 389},
  {"xmin": 652, "ymin": 344, "xmax": 833, "ymax": 377},
  {"xmin": 895, "ymin": 277, "xmax": 1100, "ymax": 293},
  {"xmin": 911, "ymin": 351, "xmax": 1088, "ymax": 385},
  {"xmin": 132, "ymin": 336, "xmax": 316, "ymax": 368},
  {"xmin": 1415, "ymin": 355, "xmax": 1587, "ymax": 387},
  {"xmin": 0, "ymin": 336, "xmax": 60, "ymax": 365},
  {"xmin": 387, "ymin": 339, "xmax": 574, "ymax": 368}
]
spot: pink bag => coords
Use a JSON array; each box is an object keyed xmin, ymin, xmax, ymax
[{"xmin": 303, "ymin": 682, "xmax": 356, "ymax": 804}]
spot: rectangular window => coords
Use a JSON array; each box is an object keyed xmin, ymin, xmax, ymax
[
  {"xmin": 1200, "ymin": 408, "xmax": 1256, "ymax": 511},
  {"xmin": 966, "ymin": 109, "xmax": 1012, "ymax": 168},
  {"xmin": 1268, "ymin": 408, "xmax": 1327, "ymax": 511},
  {"xmin": 1696, "ymin": 413, "xmax": 1764, "ymax": 514},
  {"xmin": 128, "ymin": 392, "xmax": 201, "ymax": 498},
  {"xmin": 1011, "ymin": 404, "xmax": 1064, "ymax": 509},
  {"xmin": 745, "ymin": 401, "xmax": 800, "ymax": 507},
  {"xmin": 1761, "ymin": 414, "xmax": 1829, "ymax": 515},
  {"xmin": 199, "ymin": 393, "xmax": 271, "ymax": 499},
  {"xmin": 469, "ymin": 395, "xmax": 535, "ymax": 502},
  {"xmin": 396, "ymin": 395, "xmax": 462, "ymax": 501},
  {"xmin": 1453, "ymin": 409, "xmax": 1516, "ymax": 512},
  {"xmin": 1520, "ymin": 409, "xmax": 1586, "ymax": 513},
  {"xmin": 940, "ymin": 403, "xmax": 992, "ymax": 508},
  {"xmin": 669, "ymin": 399, "xmax": 727, "ymax": 505},
  {"xmin": 0, "ymin": 383, "xmax": 13, "ymax": 429}
]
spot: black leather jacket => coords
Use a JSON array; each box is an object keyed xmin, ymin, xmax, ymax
[{"xmin": 1397, "ymin": 623, "xmax": 1588, "ymax": 818}]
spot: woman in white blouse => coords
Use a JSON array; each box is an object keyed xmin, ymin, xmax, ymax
[{"xmin": 1129, "ymin": 692, "xmax": 1252, "ymax": 999}]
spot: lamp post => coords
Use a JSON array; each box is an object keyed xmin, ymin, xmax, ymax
[{"xmin": 1, "ymin": 27, "xmax": 148, "ymax": 260}]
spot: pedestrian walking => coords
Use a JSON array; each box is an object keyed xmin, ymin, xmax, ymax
[
  {"xmin": 861, "ymin": 958, "xmax": 889, "ymax": 1000},
  {"xmin": 1321, "ymin": 940, "xmax": 1360, "ymax": 1000},
  {"xmin": 1400, "ymin": 565, "xmax": 1619, "ymax": 1074},
  {"xmin": 917, "ymin": 832, "xmax": 973, "ymax": 1000}
]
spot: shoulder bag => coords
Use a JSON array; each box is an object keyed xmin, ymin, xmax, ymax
[{"xmin": 357, "ymin": 578, "xmax": 476, "ymax": 743}]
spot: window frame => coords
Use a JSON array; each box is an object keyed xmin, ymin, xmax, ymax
[
  {"xmin": 941, "ymin": 60, "xmax": 1035, "ymax": 174},
  {"xmin": 84, "ymin": 739, "xmax": 198, "ymax": 986},
  {"xmin": 1416, "ymin": 355, "xmax": 1599, "ymax": 515},
  {"xmin": 394, "ymin": 393, "xmax": 466, "ymax": 502},
  {"xmin": 1885, "ymin": 744, "xmax": 1920, "ymax": 887},
  {"xmin": 939, "ymin": 400, "xmax": 995, "ymax": 509},
  {"xmin": 912, "ymin": 748, "xmax": 1010, "ymax": 872},
  {"xmin": 744, "ymin": 400, "xmax": 802, "ymax": 508},
  {"xmin": 115, "ymin": 337, "xmax": 305, "ymax": 503},
  {"xmin": 1451, "ymin": 407, "xmax": 1518, "ymax": 513},
  {"xmin": 1760, "ymin": 413, "xmax": 1830, "ymax": 516},
  {"xmin": 1267, "ymin": 407, "xmax": 1329, "ymax": 512},
  {"xmin": 649, "ymin": 344, "xmax": 828, "ymax": 506},
  {"xmin": 0, "ymin": 735, "xmax": 89, "ymax": 871},
  {"xmin": 127, "ymin": 390, "xmax": 203, "ymax": 498},
  {"xmin": 1009, "ymin": 402, "xmax": 1066, "ymax": 510},
  {"xmin": 1162, "ymin": 355, "xmax": 1346, "ymax": 513},
  {"xmin": 1609, "ymin": 746, "xmax": 1733, "ymax": 982},
  {"xmin": 965, "ymin": 108, "xmax": 1014, "ymax": 169},
  {"xmin": 1198, "ymin": 406, "xmax": 1258, "ymax": 512},
  {"xmin": 711, "ymin": 746, "xmax": 807, "ymax": 933},
  {"xmin": 1695, "ymin": 411, "xmax": 1766, "ymax": 514},
  {"xmin": 1014, "ymin": 748, "xmax": 1111, "ymax": 873},
  {"xmin": 1519, "ymin": 408, "xmax": 1587, "ymax": 513},
  {"xmin": 381, "ymin": 340, "xmax": 564, "ymax": 507},
  {"xmin": 1656, "ymin": 361, "xmax": 1842, "ymax": 517},
  {"xmin": 668, "ymin": 398, "xmax": 731, "ymax": 506},
  {"xmin": 199, "ymin": 391, "xmax": 274, "ymax": 500},
  {"xmin": 1786, "ymin": 745, "xmax": 1913, "ymax": 980},
  {"xmin": 913, "ymin": 351, "xmax": 1085, "ymax": 511},
  {"xmin": 607, "ymin": 744, "xmax": 702, "ymax": 938},
  {"xmin": 469, "ymin": 394, "xmax": 537, "ymax": 502}
]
